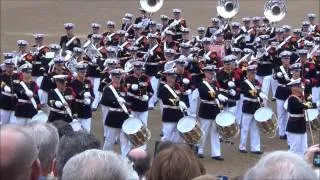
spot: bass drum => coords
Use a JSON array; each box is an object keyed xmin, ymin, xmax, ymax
[
  {"xmin": 215, "ymin": 111, "xmax": 239, "ymax": 139},
  {"xmin": 306, "ymin": 109, "xmax": 320, "ymax": 131},
  {"xmin": 177, "ymin": 116, "xmax": 202, "ymax": 145},
  {"xmin": 254, "ymin": 107, "xmax": 277, "ymax": 138},
  {"xmin": 122, "ymin": 117, "xmax": 151, "ymax": 147}
]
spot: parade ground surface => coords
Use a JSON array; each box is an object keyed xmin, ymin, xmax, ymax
[{"xmin": 1, "ymin": 0, "xmax": 320, "ymax": 177}]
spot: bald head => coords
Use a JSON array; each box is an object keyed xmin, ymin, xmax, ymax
[
  {"xmin": 128, "ymin": 148, "xmax": 147, "ymax": 159},
  {"xmin": 127, "ymin": 148, "xmax": 151, "ymax": 177},
  {"xmin": 0, "ymin": 125, "xmax": 40, "ymax": 180}
]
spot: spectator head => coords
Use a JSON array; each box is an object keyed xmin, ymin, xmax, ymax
[
  {"xmin": 25, "ymin": 122, "xmax": 59, "ymax": 177},
  {"xmin": 61, "ymin": 149, "xmax": 138, "ymax": 180},
  {"xmin": 0, "ymin": 124, "xmax": 41, "ymax": 180},
  {"xmin": 244, "ymin": 151, "xmax": 317, "ymax": 180},
  {"xmin": 148, "ymin": 144, "xmax": 205, "ymax": 180},
  {"xmin": 154, "ymin": 141, "xmax": 175, "ymax": 155},
  {"xmin": 127, "ymin": 148, "xmax": 151, "ymax": 178},
  {"xmin": 50, "ymin": 120, "xmax": 73, "ymax": 138},
  {"xmin": 54, "ymin": 131, "xmax": 101, "ymax": 178}
]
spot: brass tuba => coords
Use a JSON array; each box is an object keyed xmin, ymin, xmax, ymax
[
  {"xmin": 216, "ymin": 0, "xmax": 239, "ymax": 19},
  {"xmin": 264, "ymin": 0, "xmax": 287, "ymax": 22},
  {"xmin": 140, "ymin": 0, "xmax": 163, "ymax": 13}
]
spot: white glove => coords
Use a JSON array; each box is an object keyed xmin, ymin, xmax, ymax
[
  {"xmin": 276, "ymin": 72, "xmax": 283, "ymax": 78},
  {"xmin": 179, "ymin": 101, "xmax": 188, "ymax": 110},
  {"xmin": 83, "ymin": 92, "xmax": 91, "ymax": 98},
  {"xmin": 72, "ymin": 72, "xmax": 78, "ymax": 78},
  {"xmin": 70, "ymin": 119, "xmax": 82, "ymax": 131},
  {"xmin": 131, "ymin": 84, "xmax": 139, "ymax": 91},
  {"xmin": 84, "ymin": 98, "xmax": 91, "ymax": 105},
  {"xmin": 182, "ymin": 78, "xmax": 190, "ymax": 85},
  {"xmin": 142, "ymin": 95, "xmax": 149, "ymax": 101},
  {"xmin": 184, "ymin": 89, "xmax": 192, "ymax": 95},
  {"xmin": 305, "ymin": 79, "xmax": 311, "ymax": 85},
  {"xmin": 4, "ymin": 85, "xmax": 11, "ymax": 93},
  {"xmin": 217, "ymin": 94, "xmax": 228, "ymax": 102},
  {"xmin": 25, "ymin": 90, "xmax": 33, "ymax": 97},
  {"xmin": 117, "ymin": 97, "xmax": 126, "ymax": 104},
  {"xmin": 259, "ymin": 92, "xmax": 268, "ymax": 100},
  {"xmin": 55, "ymin": 101, "xmax": 63, "ymax": 108},
  {"xmin": 228, "ymin": 81, "xmax": 235, "ymax": 88},
  {"xmin": 92, "ymin": 57, "xmax": 97, "ymax": 64},
  {"xmin": 316, "ymin": 101, "xmax": 320, "ymax": 108},
  {"xmin": 229, "ymin": 89, "xmax": 236, "ymax": 96}
]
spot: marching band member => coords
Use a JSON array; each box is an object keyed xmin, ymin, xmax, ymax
[
  {"xmin": 0, "ymin": 59, "xmax": 20, "ymax": 124},
  {"xmin": 310, "ymin": 51, "xmax": 320, "ymax": 103},
  {"xmin": 286, "ymin": 78, "xmax": 319, "ymax": 156},
  {"xmin": 159, "ymin": 14, "xmax": 169, "ymax": 33},
  {"xmin": 168, "ymin": 8, "xmax": 187, "ymax": 41},
  {"xmin": 145, "ymin": 33, "xmax": 165, "ymax": 109},
  {"xmin": 158, "ymin": 68, "xmax": 187, "ymax": 143},
  {"xmin": 66, "ymin": 47, "xmax": 83, "ymax": 76},
  {"xmin": 162, "ymin": 30, "xmax": 179, "ymax": 52},
  {"xmin": 198, "ymin": 37, "xmax": 223, "ymax": 68},
  {"xmin": 32, "ymin": 34, "xmax": 50, "ymax": 86},
  {"xmin": 255, "ymin": 35, "xmax": 274, "ymax": 96},
  {"xmin": 12, "ymin": 63, "xmax": 40, "ymax": 125},
  {"xmin": 307, "ymin": 13, "xmax": 317, "ymax": 32},
  {"xmin": 101, "ymin": 68, "xmax": 130, "ymax": 156},
  {"xmin": 121, "ymin": 13, "xmax": 135, "ymax": 38},
  {"xmin": 134, "ymin": 8, "xmax": 152, "ymax": 29},
  {"xmin": 273, "ymin": 51, "xmax": 292, "ymax": 139},
  {"xmin": 14, "ymin": 40, "xmax": 32, "ymax": 66},
  {"xmin": 197, "ymin": 65, "xmax": 225, "ymax": 161},
  {"xmin": 216, "ymin": 55, "xmax": 242, "ymax": 120},
  {"xmin": 101, "ymin": 21, "xmax": 116, "ymax": 45},
  {"xmin": 239, "ymin": 65, "xmax": 267, "ymax": 154},
  {"xmin": 87, "ymin": 23, "xmax": 101, "ymax": 39},
  {"xmin": 69, "ymin": 62, "xmax": 94, "ymax": 132},
  {"xmin": 230, "ymin": 22, "xmax": 246, "ymax": 49},
  {"xmin": 59, "ymin": 23, "xmax": 81, "ymax": 52},
  {"xmin": 125, "ymin": 61, "xmax": 153, "ymax": 125},
  {"xmin": 206, "ymin": 18, "xmax": 221, "ymax": 38},
  {"xmin": 47, "ymin": 74, "xmax": 77, "ymax": 123}
]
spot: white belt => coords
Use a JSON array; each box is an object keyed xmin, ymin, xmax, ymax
[
  {"xmin": 146, "ymin": 62, "xmax": 159, "ymax": 65},
  {"xmin": 219, "ymin": 88, "xmax": 228, "ymax": 93},
  {"xmin": 288, "ymin": 113, "xmax": 304, "ymax": 118},
  {"xmin": 243, "ymin": 97, "xmax": 259, "ymax": 102},
  {"xmin": 278, "ymin": 84, "xmax": 287, "ymax": 87},
  {"xmin": 75, "ymin": 99, "xmax": 85, "ymax": 103},
  {"xmin": 32, "ymin": 61, "xmax": 42, "ymax": 65},
  {"xmin": 18, "ymin": 99, "xmax": 31, "ymax": 103},
  {"xmin": 1, "ymin": 92, "xmax": 15, "ymax": 97},
  {"xmin": 162, "ymin": 105, "xmax": 180, "ymax": 109},
  {"xmin": 259, "ymin": 61, "xmax": 272, "ymax": 64},
  {"xmin": 49, "ymin": 107, "xmax": 67, "ymax": 114},
  {"xmin": 200, "ymin": 99, "xmax": 217, "ymax": 104},
  {"xmin": 127, "ymin": 92, "xmax": 143, "ymax": 100},
  {"xmin": 108, "ymin": 107, "xmax": 124, "ymax": 112}
]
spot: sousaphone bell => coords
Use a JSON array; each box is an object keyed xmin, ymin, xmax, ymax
[
  {"xmin": 264, "ymin": 0, "xmax": 287, "ymax": 22},
  {"xmin": 217, "ymin": 0, "xmax": 239, "ymax": 19},
  {"xmin": 140, "ymin": 0, "xmax": 163, "ymax": 13}
]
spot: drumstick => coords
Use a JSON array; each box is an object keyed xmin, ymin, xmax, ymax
[{"xmin": 305, "ymin": 109, "xmax": 315, "ymax": 145}]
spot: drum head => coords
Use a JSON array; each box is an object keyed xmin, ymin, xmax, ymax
[
  {"xmin": 306, "ymin": 109, "xmax": 319, "ymax": 121},
  {"xmin": 122, "ymin": 117, "xmax": 143, "ymax": 135},
  {"xmin": 216, "ymin": 111, "xmax": 235, "ymax": 127},
  {"xmin": 177, "ymin": 116, "xmax": 197, "ymax": 133},
  {"xmin": 254, "ymin": 107, "xmax": 273, "ymax": 122}
]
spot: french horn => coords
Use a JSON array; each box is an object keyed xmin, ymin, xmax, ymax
[
  {"xmin": 217, "ymin": 0, "xmax": 239, "ymax": 19},
  {"xmin": 264, "ymin": 0, "xmax": 287, "ymax": 22},
  {"xmin": 140, "ymin": 0, "xmax": 163, "ymax": 13}
]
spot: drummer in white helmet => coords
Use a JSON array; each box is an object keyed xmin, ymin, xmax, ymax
[
  {"xmin": 157, "ymin": 68, "xmax": 186, "ymax": 143},
  {"xmin": 11, "ymin": 63, "xmax": 40, "ymax": 125},
  {"xmin": 197, "ymin": 65, "xmax": 224, "ymax": 161},
  {"xmin": 286, "ymin": 78, "xmax": 320, "ymax": 157},
  {"xmin": 239, "ymin": 65, "xmax": 267, "ymax": 155},
  {"xmin": 101, "ymin": 68, "xmax": 130, "ymax": 156}
]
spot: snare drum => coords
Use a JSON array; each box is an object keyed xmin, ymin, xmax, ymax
[
  {"xmin": 122, "ymin": 117, "xmax": 151, "ymax": 147},
  {"xmin": 215, "ymin": 111, "xmax": 239, "ymax": 139},
  {"xmin": 306, "ymin": 109, "xmax": 320, "ymax": 131},
  {"xmin": 254, "ymin": 107, "xmax": 277, "ymax": 137},
  {"xmin": 177, "ymin": 116, "xmax": 202, "ymax": 145}
]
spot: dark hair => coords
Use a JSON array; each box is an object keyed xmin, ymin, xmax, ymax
[
  {"xmin": 127, "ymin": 152, "xmax": 151, "ymax": 177},
  {"xmin": 50, "ymin": 120, "xmax": 73, "ymax": 139},
  {"xmin": 154, "ymin": 141, "xmax": 175, "ymax": 156},
  {"xmin": 56, "ymin": 131, "xmax": 101, "ymax": 177}
]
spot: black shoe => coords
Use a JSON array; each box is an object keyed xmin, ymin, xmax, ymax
[
  {"xmin": 239, "ymin": 149, "xmax": 248, "ymax": 153},
  {"xmin": 251, "ymin": 151, "xmax": 263, "ymax": 155},
  {"xmin": 279, "ymin": 135, "xmax": 287, "ymax": 140},
  {"xmin": 272, "ymin": 98, "xmax": 276, "ymax": 101},
  {"xmin": 148, "ymin": 107, "xmax": 154, "ymax": 110},
  {"xmin": 159, "ymin": 133, "xmax": 163, "ymax": 137},
  {"xmin": 91, "ymin": 108, "xmax": 97, "ymax": 112},
  {"xmin": 198, "ymin": 154, "xmax": 204, "ymax": 158},
  {"xmin": 212, "ymin": 156, "xmax": 224, "ymax": 161}
]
